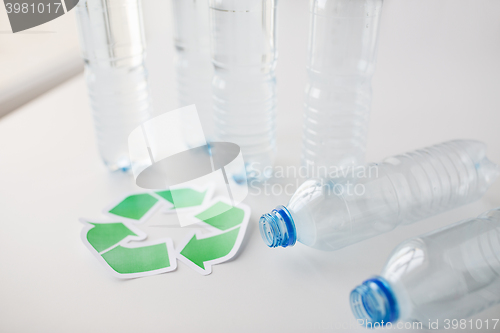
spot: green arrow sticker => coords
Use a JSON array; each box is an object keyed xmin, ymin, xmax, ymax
[
  {"xmin": 81, "ymin": 191, "xmax": 250, "ymax": 278},
  {"xmin": 156, "ymin": 188, "xmax": 206, "ymax": 209},
  {"xmin": 180, "ymin": 227, "xmax": 240, "ymax": 269},
  {"xmin": 195, "ymin": 201, "xmax": 245, "ymax": 231},
  {"xmin": 106, "ymin": 193, "xmax": 159, "ymax": 222},
  {"xmin": 86, "ymin": 222, "xmax": 139, "ymax": 252},
  {"xmin": 156, "ymin": 185, "xmax": 213, "ymax": 212},
  {"xmin": 176, "ymin": 199, "xmax": 250, "ymax": 275},
  {"xmin": 101, "ymin": 244, "xmax": 171, "ymax": 274},
  {"xmin": 80, "ymin": 219, "xmax": 177, "ymax": 278}
]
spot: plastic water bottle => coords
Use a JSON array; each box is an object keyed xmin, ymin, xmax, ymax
[
  {"xmin": 302, "ymin": 0, "xmax": 383, "ymax": 176},
  {"xmin": 171, "ymin": 0, "xmax": 214, "ymax": 145},
  {"xmin": 75, "ymin": 0, "xmax": 151, "ymax": 172},
  {"xmin": 259, "ymin": 140, "xmax": 499, "ymax": 251},
  {"xmin": 209, "ymin": 0, "xmax": 277, "ymax": 181},
  {"xmin": 350, "ymin": 207, "xmax": 500, "ymax": 329}
]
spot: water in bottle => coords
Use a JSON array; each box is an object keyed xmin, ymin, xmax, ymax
[
  {"xmin": 209, "ymin": 0, "xmax": 277, "ymax": 181},
  {"xmin": 76, "ymin": 0, "xmax": 151, "ymax": 172},
  {"xmin": 351, "ymin": 207, "xmax": 500, "ymax": 329},
  {"xmin": 259, "ymin": 140, "xmax": 499, "ymax": 251},
  {"xmin": 171, "ymin": 0, "xmax": 214, "ymax": 145},
  {"xmin": 302, "ymin": 0, "xmax": 383, "ymax": 176}
]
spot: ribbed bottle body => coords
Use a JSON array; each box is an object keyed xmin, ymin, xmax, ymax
[
  {"xmin": 172, "ymin": 0, "xmax": 214, "ymax": 145},
  {"xmin": 76, "ymin": 0, "xmax": 151, "ymax": 171},
  {"xmin": 209, "ymin": 0, "xmax": 277, "ymax": 181},
  {"xmin": 285, "ymin": 140, "xmax": 499, "ymax": 251},
  {"xmin": 380, "ymin": 208, "xmax": 500, "ymax": 327},
  {"xmin": 302, "ymin": 0, "xmax": 383, "ymax": 175}
]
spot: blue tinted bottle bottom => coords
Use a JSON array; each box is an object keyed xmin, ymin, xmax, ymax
[
  {"xmin": 259, "ymin": 205, "xmax": 296, "ymax": 248},
  {"xmin": 350, "ymin": 276, "xmax": 399, "ymax": 327},
  {"xmin": 103, "ymin": 157, "xmax": 132, "ymax": 173}
]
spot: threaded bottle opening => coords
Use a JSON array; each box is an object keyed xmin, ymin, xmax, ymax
[
  {"xmin": 259, "ymin": 213, "xmax": 280, "ymax": 247},
  {"xmin": 350, "ymin": 276, "xmax": 399, "ymax": 327},
  {"xmin": 259, "ymin": 205, "xmax": 296, "ymax": 248}
]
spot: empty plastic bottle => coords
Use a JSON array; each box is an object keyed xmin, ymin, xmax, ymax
[
  {"xmin": 350, "ymin": 207, "xmax": 500, "ymax": 329},
  {"xmin": 171, "ymin": 0, "xmax": 214, "ymax": 145},
  {"xmin": 76, "ymin": 0, "xmax": 151, "ymax": 172},
  {"xmin": 259, "ymin": 140, "xmax": 499, "ymax": 251},
  {"xmin": 209, "ymin": 0, "xmax": 277, "ymax": 181},
  {"xmin": 302, "ymin": 0, "xmax": 383, "ymax": 176}
]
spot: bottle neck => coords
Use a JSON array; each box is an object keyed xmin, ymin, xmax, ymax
[
  {"xmin": 350, "ymin": 276, "xmax": 399, "ymax": 327},
  {"xmin": 259, "ymin": 205, "xmax": 297, "ymax": 248}
]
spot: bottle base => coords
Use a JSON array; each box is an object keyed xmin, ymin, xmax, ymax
[{"xmin": 103, "ymin": 158, "xmax": 132, "ymax": 173}]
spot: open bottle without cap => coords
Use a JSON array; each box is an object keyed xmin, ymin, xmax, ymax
[
  {"xmin": 350, "ymin": 207, "xmax": 500, "ymax": 329},
  {"xmin": 259, "ymin": 140, "xmax": 499, "ymax": 251}
]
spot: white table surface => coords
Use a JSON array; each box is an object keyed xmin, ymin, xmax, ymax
[{"xmin": 1, "ymin": 1, "xmax": 500, "ymax": 332}]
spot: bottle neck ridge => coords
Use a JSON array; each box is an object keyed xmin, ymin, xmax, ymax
[
  {"xmin": 259, "ymin": 205, "xmax": 296, "ymax": 248},
  {"xmin": 350, "ymin": 276, "xmax": 399, "ymax": 327}
]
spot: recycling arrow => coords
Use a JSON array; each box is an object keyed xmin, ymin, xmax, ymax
[
  {"xmin": 80, "ymin": 219, "xmax": 177, "ymax": 279},
  {"xmin": 105, "ymin": 193, "xmax": 159, "ymax": 222},
  {"xmin": 180, "ymin": 227, "xmax": 240, "ymax": 269},
  {"xmin": 101, "ymin": 243, "xmax": 172, "ymax": 275},
  {"xmin": 86, "ymin": 222, "xmax": 139, "ymax": 252},
  {"xmin": 176, "ymin": 199, "xmax": 250, "ymax": 275},
  {"xmin": 155, "ymin": 187, "xmax": 211, "ymax": 210},
  {"xmin": 81, "ymin": 189, "xmax": 250, "ymax": 278},
  {"xmin": 195, "ymin": 201, "xmax": 245, "ymax": 230}
]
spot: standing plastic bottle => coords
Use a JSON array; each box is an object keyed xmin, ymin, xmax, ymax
[
  {"xmin": 209, "ymin": 0, "xmax": 277, "ymax": 181},
  {"xmin": 259, "ymin": 140, "xmax": 499, "ymax": 251},
  {"xmin": 75, "ymin": 0, "xmax": 151, "ymax": 172},
  {"xmin": 351, "ymin": 207, "xmax": 500, "ymax": 329},
  {"xmin": 302, "ymin": 0, "xmax": 383, "ymax": 176},
  {"xmin": 171, "ymin": 0, "xmax": 214, "ymax": 145}
]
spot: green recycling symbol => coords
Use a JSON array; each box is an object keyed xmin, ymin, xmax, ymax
[{"xmin": 80, "ymin": 185, "xmax": 250, "ymax": 278}]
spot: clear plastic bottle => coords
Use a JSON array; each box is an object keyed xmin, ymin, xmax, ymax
[
  {"xmin": 209, "ymin": 0, "xmax": 277, "ymax": 181},
  {"xmin": 259, "ymin": 140, "xmax": 499, "ymax": 251},
  {"xmin": 75, "ymin": 0, "xmax": 151, "ymax": 172},
  {"xmin": 350, "ymin": 207, "xmax": 500, "ymax": 329},
  {"xmin": 171, "ymin": 0, "xmax": 214, "ymax": 145},
  {"xmin": 302, "ymin": 0, "xmax": 383, "ymax": 176}
]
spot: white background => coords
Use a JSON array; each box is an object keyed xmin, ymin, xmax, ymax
[
  {"xmin": 0, "ymin": 0, "xmax": 500, "ymax": 332},
  {"xmin": 0, "ymin": 4, "xmax": 81, "ymax": 116}
]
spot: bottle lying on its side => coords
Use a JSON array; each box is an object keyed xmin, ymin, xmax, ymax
[
  {"xmin": 351, "ymin": 207, "xmax": 500, "ymax": 329},
  {"xmin": 259, "ymin": 140, "xmax": 499, "ymax": 251}
]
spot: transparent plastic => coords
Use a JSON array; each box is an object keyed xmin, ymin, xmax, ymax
[
  {"xmin": 209, "ymin": 0, "xmax": 277, "ymax": 181},
  {"xmin": 302, "ymin": 0, "xmax": 383, "ymax": 175},
  {"xmin": 76, "ymin": 0, "xmax": 151, "ymax": 172},
  {"xmin": 172, "ymin": 0, "xmax": 214, "ymax": 145},
  {"xmin": 351, "ymin": 207, "xmax": 500, "ymax": 328},
  {"xmin": 260, "ymin": 140, "xmax": 499, "ymax": 251}
]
